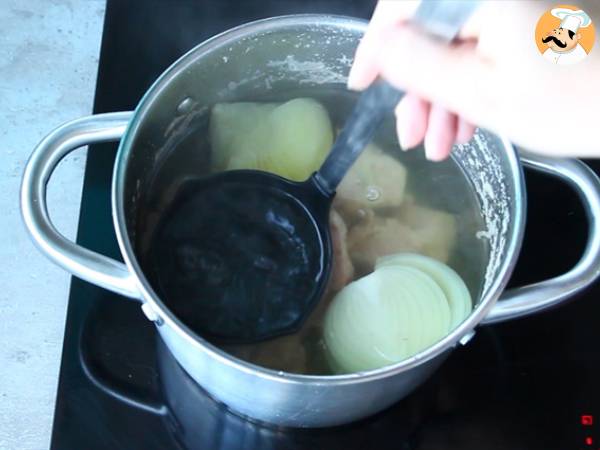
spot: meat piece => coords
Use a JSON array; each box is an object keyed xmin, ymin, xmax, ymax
[
  {"xmin": 328, "ymin": 210, "xmax": 355, "ymax": 292},
  {"xmin": 398, "ymin": 197, "xmax": 457, "ymax": 264},
  {"xmin": 346, "ymin": 199, "xmax": 457, "ymax": 275},
  {"xmin": 347, "ymin": 215, "xmax": 422, "ymax": 276},
  {"xmin": 335, "ymin": 143, "xmax": 407, "ymax": 224}
]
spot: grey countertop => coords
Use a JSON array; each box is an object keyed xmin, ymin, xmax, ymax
[{"xmin": 0, "ymin": 1, "xmax": 105, "ymax": 449}]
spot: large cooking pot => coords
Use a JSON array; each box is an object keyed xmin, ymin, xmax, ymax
[{"xmin": 21, "ymin": 15, "xmax": 600, "ymax": 427}]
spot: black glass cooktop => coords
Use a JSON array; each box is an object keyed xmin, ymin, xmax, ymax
[{"xmin": 51, "ymin": 1, "xmax": 600, "ymax": 449}]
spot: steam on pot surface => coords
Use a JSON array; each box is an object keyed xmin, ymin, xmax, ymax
[{"xmin": 136, "ymin": 86, "xmax": 489, "ymax": 375}]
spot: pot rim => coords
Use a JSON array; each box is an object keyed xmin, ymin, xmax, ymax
[{"xmin": 112, "ymin": 14, "xmax": 526, "ymax": 385}]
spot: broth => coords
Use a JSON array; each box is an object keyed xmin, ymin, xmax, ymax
[{"xmin": 137, "ymin": 87, "xmax": 489, "ymax": 375}]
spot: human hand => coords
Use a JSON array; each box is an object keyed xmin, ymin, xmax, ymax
[{"xmin": 349, "ymin": 1, "xmax": 600, "ymax": 160}]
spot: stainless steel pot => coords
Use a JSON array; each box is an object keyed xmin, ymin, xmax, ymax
[{"xmin": 21, "ymin": 15, "xmax": 600, "ymax": 427}]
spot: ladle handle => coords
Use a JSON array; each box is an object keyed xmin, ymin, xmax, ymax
[
  {"xmin": 314, "ymin": 0, "xmax": 481, "ymax": 194},
  {"xmin": 314, "ymin": 80, "xmax": 403, "ymax": 193}
]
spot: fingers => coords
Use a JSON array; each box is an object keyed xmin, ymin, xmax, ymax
[
  {"xmin": 395, "ymin": 94, "xmax": 473, "ymax": 160},
  {"xmin": 376, "ymin": 26, "xmax": 494, "ymax": 125},
  {"xmin": 350, "ymin": 0, "xmax": 494, "ymax": 123},
  {"xmin": 455, "ymin": 118, "xmax": 476, "ymax": 144},
  {"xmin": 348, "ymin": 1, "xmax": 420, "ymax": 90},
  {"xmin": 350, "ymin": 0, "xmax": 487, "ymax": 161},
  {"xmin": 424, "ymin": 104, "xmax": 458, "ymax": 161},
  {"xmin": 347, "ymin": 46, "xmax": 379, "ymax": 91},
  {"xmin": 395, "ymin": 94, "xmax": 429, "ymax": 150}
]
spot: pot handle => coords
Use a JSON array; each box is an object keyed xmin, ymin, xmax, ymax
[
  {"xmin": 482, "ymin": 151, "xmax": 600, "ymax": 324},
  {"xmin": 20, "ymin": 112, "xmax": 142, "ymax": 300}
]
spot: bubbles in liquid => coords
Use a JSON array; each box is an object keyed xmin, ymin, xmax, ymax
[
  {"xmin": 176, "ymin": 97, "xmax": 194, "ymax": 115},
  {"xmin": 365, "ymin": 186, "xmax": 381, "ymax": 201}
]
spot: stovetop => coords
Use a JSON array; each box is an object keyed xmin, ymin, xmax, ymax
[{"xmin": 51, "ymin": 1, "xmax": 600, "ymax": 449}]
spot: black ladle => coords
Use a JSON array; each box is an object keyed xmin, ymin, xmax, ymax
[
  {"xmin": 222, "ymin": 81, "xmax": 403, "ymax": 339},
  {"xmin": 150, "ymin": 2, "xmax": 480, "ymax": 344},
  {"xmin": 149, "ymin": 81, "xmax": 402, "ymax": 344}
]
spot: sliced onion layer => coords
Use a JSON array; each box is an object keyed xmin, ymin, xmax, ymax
[
  {"xmin": 324, "ymin": 253, "xmax": 472, "ymax": 374},
  {"xmin": 324, "ymin": 265, "xmax": 450, "ymax": 373},
  {"xmin": 376, "ymin": 253, "xmax": 472, "ymax": 329}
]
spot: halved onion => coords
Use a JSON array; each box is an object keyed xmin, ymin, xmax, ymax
[
  {"xmin": 209, "ymin": 98, "xmax": 333, "ymax": 181},
  {"xmin": 209, "ymin": 102, "xmax": 277, "ymax": 171},
  {"xmin": 376, "ymin": 253, "xmax": 472, "ymax": 329},
  {"xmin": 324, "ymin": 265, "xmax": 451, "ymax": 373}
]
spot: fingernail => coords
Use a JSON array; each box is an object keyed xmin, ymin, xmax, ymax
[
  {"xmin": 425, "ymin": 144, "xmax": 449, "ymax": 162},
  {"xmin": 347, "ymin": 39, "xmax": 378, "ymax": 90},
  {"xmin": 394, "ymin": 104, "xmax": 407, "ymax": 150},
  {"xmin": 398, "ymin": 134, "xmax": 409, "ymax": 151},
  {"xmin": 395, "ymin": 97, "xmax": 425, "ymax": 151},
  {"xmin": 347, "ymin": 66, "xmax": 361, "ymax": 90},
  {"xmin": 455, "ymin": 119, "xmax": 476, "ymax": 145},
  {"xmin": 424, "ymin": 135, "xmax": 444, "ymax": 162},
  {"xmin": 455, "ymin": 134, "xmax": 471, "ymax": 145},
  {"xmin": 347, "ymin": 64, "xmax": 368, "ymax": 90},
  {"xmin": 397, "ymin": 124, "xmax": 412, "ymax": 151},
  {"xmin": 424, "ymin": 142, "xmax": 437, "ymax": 161}
]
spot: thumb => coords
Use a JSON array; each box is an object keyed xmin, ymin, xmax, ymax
[{"xmin": 348, "ymin": 0, "xmax": 420, "ymax": 90}]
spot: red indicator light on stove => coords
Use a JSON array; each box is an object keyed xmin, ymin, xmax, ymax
[
  {"xmin": 582, "ymin": 415, "xmax": 594, "ymax": 425},
  {"xmin": 585, "ymin": 436, "xmax": 593, "ymax": 445}
]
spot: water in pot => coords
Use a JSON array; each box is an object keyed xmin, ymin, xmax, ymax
[{"xmin": 137, "ymin": 86, "xmax": 489, "ymax": 375}]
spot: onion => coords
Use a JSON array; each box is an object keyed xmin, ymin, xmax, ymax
[
  {"xmin": 324, "ymin": 265, "xmax": 450, "ymax": 373},
  {"xmin": 376, "ymin": 253, "xmax": 472, "ymax": 329},
  {"xmin": 209, "ymin": 98, "xmax": 333, "ymax": 181}
]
